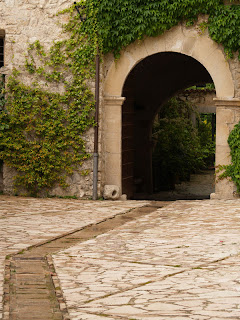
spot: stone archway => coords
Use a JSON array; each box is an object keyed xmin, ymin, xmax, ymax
[{"xmin": 103, "ymin": 24, "xmax": 238, "ymax": 199}]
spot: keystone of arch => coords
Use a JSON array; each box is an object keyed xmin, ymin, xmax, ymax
[{"xmin": 104, "ymin": 24, "xmax": 234, "ymax": 99}]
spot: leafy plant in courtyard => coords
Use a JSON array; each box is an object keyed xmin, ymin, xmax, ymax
[
  {"xmin": 197, "ymin": 114, "xmax": 215, "ymax": 167},
  {"xmin": 152, "ymin": 98, "xmax": 203, "ymax": 190},
  {"xmin": 152, "ymin": 97, "xmax": 215, "ymax": 190}
]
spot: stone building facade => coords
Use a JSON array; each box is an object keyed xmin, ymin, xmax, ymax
[{"xmin": 0, "ymin": 0, "xmax": 240, "ymax": 199}]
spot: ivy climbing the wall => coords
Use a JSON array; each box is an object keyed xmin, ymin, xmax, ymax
[
  {"xmin": 0, "ymin": 1, "xmax": 98, "ymax": 195},
  {"xmin": 0, "ymin": 0, "xmax": 240, "ymax": 195},
  {"xmin": 94, "ymin": 0, "xmax": 240, "ymax": 59},
  {"xmin": 0, "ymin": 75, "xmax": 6, "ymax": 171},
  {"xmin": 0, "ymin": 75, "xmax": 5, "ymax": 112},
  {"xmin": 219, "ymin": 123, "xmax": 240, "ymax": 193}
]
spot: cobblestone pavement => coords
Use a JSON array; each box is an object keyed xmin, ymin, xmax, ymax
[
  {"xmin": 53, "ymin": 200, "xmax": 240, "ymax": 320},
  {"xmin": 0, "ymin": 196, "xmax": 148, "ymax": 320}
]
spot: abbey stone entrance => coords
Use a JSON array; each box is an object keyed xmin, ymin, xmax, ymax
[{"xmin": 102, "ymin": 25, "xmax": 239, "ymax": 200}]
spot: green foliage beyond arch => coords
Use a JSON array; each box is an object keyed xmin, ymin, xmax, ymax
[{"xmin": 0, "ymin": 0, "xmax": 240, "ymax": 195}]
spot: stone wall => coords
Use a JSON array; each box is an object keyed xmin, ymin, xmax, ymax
[
  {"xmin": 177, "ymin": 90, "xmax": 216, "ymax": 114},
  {"xmin": 0, "ymin": 0, "xmax": 97, "ymax": 198},
  {"xmin": 229, "ymin": 54, "xmax": 240, "ymax": 98},
  {"xmin": 212, "ymin": 100, "xmax": 240, "ymax": 199},
  {"xmin": 0, "ymin": 0, "xmax": 70, "ymax": 71}
]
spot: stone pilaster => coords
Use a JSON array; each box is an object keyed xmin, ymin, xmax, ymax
[
  {"xmin": 211, "ymin": 99, "xmax": 240, "ymax": 199},
  {"xmin": 103, "ymin": 96, "xmax": 125, "ymax": 194}
]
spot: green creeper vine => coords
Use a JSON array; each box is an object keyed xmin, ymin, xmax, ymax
[
  {"xmin": 0, "ymin": 75, "xmax": 6, "ymax": 170},
  {"xmin": 0, "ymin": 75, "xmax": 5, "ymax": 113},
  {"xmin": 1, "ymin": 0, "xmax": 240, "ymax": 195},
  {"xmin": 94, "ymin": 0, "xmax": 240, "ymax": 59},
  {"xmin": 0, "ymin": 71, "xmax": 94, "ymax": 195},
  {"xmin": 0, "ymin": 1, "xmax": 98, "ymax": 195},
  {"xmin": 219, "ymin": 123, "xmax": 240, "ymax": 193}
]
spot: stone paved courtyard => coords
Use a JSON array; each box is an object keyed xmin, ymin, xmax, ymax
[
  {"xmin": 53, "ymin": 200, "xmax": 240, "ymax": 320},
  {"xmin": 0, "ymin": 196, "xmax": 148, "ymax": 319},
  {"xmin": 1, "ymin": 196, "xmax": 240, "ymax": 319}
]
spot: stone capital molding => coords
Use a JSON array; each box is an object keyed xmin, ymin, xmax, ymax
[
  {"xmin": 104, "ymin": 96, "xmax": 126, "ymax": 106},
  {"xmin": 214, "ymin": 98, "xmax": 240, "ymax": 107}
]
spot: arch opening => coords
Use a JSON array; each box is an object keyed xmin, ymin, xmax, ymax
[{"xmin": 121, "ymin": 52, "xmax": 216, "ymax": 200}]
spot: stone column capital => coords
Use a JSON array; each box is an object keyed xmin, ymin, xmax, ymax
[
  {"xmin": 104, "ymin": 96, "xmax": 126, "ymax": 106},
  {"xmin": 214, "ymin": 98, "xmax": 240, "ymax": 107}
]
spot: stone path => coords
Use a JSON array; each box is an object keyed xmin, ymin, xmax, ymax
[
  {"xmin": 7, "ymin": 256, "xmax": 63, "ymax": 320},
  {"xmin": 5, "ymin": 205, "xmax": 158, "ymax": 320},
  {"xmin": 53, "ymin": 200, "xmax": 240, "ymax": 320},
  {"xmin": 1, "ymin": 196, "xmax": 240, "ymax": 320},
  {"xmin": 0, "ymin": 196, "xmax": 148, "ymax": 320}
]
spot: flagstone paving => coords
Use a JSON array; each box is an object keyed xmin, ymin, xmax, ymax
[
  {"xmin": 0, "ymin": 196, "xmax": 148, "ymax": 320},
  {"xmin": 52, "ymin": 200, "xmax": 240, "ymax": 320},
  {"xmin": 1, "ymin": 196, "xmax": 240, "ymax": 320}
]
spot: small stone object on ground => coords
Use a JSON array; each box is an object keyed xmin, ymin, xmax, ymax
[
  {"xmin": 103, "ymin": 185, "xmax": 120, "ymax": 200},
  {"xmin": 120, "ymin": 194, "xmax": 127, "ymax": 201}
]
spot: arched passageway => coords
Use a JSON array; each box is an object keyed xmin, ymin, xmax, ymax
[
  {"xmin": 121, "ymin": 52, "xmax": 214, "ymax": 199},
  {"xmin": 103, "ymin": 26, "xmax": 237, "ymax": 200}
]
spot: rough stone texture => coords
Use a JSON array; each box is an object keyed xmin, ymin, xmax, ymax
[
  {"xmin": 229, "ymin": 53, "xmax": 240, "ymax": 98},
  {"xmin": 103, "ymin": 185, "xmax": 120, "ymax": 200},
  {"xmin": 178, "ymin": 90, "xmax": 216, "ymax": 113},
  {"xmin": 0, "ymin": 0, "xmax": 69, "ymax": 70},
  {"xmin": 2, "ymin": 165, "xmax": 16, "ymax": 195},
  {"xmin": 212, "ymin": 101, "xmax": 240, "ymax": 199}
]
